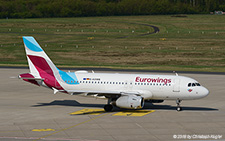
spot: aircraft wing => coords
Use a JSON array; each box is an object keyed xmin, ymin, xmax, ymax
[{"xmin": 66, "ymin": 90, "xmax": 141, "ymax": 98}]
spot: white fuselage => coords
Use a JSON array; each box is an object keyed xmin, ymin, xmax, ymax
[{"xmin": 57, "ymin": 71, "xmax": 209, "ymax": 100}]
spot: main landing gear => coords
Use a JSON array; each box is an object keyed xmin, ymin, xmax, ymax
[
  {"xmin": 104, "ymin": 98, "xmax": 113, "ymax": 112},
  {"xmin": 176, "ymin": 99, "xmax": 182, "ymax": 111},
  {"xmin": 104, "ymin": 104, "xmax": 113, "ymax": 112}
]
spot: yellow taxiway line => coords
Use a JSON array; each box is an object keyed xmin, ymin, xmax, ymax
[
  {"xmin": 33, "ymin": 112, "xmax": 110, "ymax": 141},
  {"xmin": 32, "ymin": 129, "xmax": 55, "ymax": 132},
  {"xmin": 70, "ymin": 108, "xmax": 105, "ymax": 115},
  {"xmin": 70, "ymin": 108, "xmax": 155, "ymax": 117},
  {"xmin": 34, "ymin": 109, "xmax": 155, "ymax": 140},
  {"xmin": 113, "ymin": 110, "xmax": 155, "ymax": 117}
]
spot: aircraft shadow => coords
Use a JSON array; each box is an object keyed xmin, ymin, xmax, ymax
[
  {"xmin": 143, "ymin": 103, "xmax": 218, "ymax": 111},
  {"xmin": 31, "ymin": 100, "xmax": 218, "ymax": 111},
  {"xmin": 31, "ymin": 100, "xmax": 105, "ymax": 108}
]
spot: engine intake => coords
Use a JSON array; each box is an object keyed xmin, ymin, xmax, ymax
[{"xmin": 115, "ymin": 95, "xmax": 144, "ymax": 109}]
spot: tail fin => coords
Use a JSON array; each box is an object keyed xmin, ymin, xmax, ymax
[
  {"xmin": 22, "ymin": 36, "xmax": 58, "ymax": 78},
  {"xmin": 21, "ymin": 36, "xmax": 65, "ymax": 90},
  {"xmin": 21, "ymin": 36, "xmax": 79, "ymax": 92}
]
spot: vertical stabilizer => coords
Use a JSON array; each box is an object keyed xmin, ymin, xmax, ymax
[
  {"xmin": 22, "ymin": 36, "xmax": 58, "ymax": 78},
  {"xmin": 21, "ymin": 36, "xmax": 79, "ymax": 92},
  {"xmin": 22, "ymin": 36, "xmax": 64, "ymax": 90}
]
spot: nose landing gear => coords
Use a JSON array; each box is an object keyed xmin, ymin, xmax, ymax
[{"xmin": 176, "ymin": 99, "xmax": 182, "ymax": 111}]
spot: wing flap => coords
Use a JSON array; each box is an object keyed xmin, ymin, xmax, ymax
[{"xmin": 67, "ymin": 90, "xmax": 140, "ymax": 97}]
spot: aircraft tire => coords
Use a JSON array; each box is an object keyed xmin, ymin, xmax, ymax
[
  {"xmin": 104, "ymin": 104, "xmax": 113, "ymax": 112},
  {"xmin": 177, "ymin": 107, "xmax": 182, "ymax": 111}
]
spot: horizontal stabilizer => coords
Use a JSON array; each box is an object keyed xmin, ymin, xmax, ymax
[{"xmin": 18, "ymin": 73, "xmax": 43, "ymax": 80}]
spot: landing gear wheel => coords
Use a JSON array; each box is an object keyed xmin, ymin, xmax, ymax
[
  {"xmin": 176, "ymin": 99, "xmax": 182, "ymax": 112},
  {"xmin": 104, "ymin": 104, "xmax": 113, "ymax": 112},
  {"xmin": 177, "ymin": 106, "xmax": 182, "ymax": 111}
]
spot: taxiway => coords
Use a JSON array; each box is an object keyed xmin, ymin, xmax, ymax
[{"xmin": 0, "ymin": 68, "xmax": 224, "ymax": 141}]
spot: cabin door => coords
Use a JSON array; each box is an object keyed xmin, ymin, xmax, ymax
[{"xmin": 173, "ymin": 78, "xmax": 180, "ymax": 92}]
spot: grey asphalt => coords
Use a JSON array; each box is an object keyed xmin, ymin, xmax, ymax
[{"xmin": 0, "ymin": 68, "xmax": 224, "ymax": 141}]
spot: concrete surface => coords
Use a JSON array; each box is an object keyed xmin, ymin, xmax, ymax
[{"xmin": 0, "ymin": 68, "xmax": 224, "ymax": 141}]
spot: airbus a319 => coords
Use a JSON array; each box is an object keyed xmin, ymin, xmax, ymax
[{"xmin": 19, "ymin": 36, "xmax": 209, "ymax": 112}]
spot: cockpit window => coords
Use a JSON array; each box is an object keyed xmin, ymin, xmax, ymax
[
  {"xmin": 188, "ymin": 83, "xmax": 191, "ymax": 87},
  {"xmin": 188, "ymin": 82, "xmax": 201, "ymax": 87},
  {"xmin": 196, "ymin": 83, "xmax": 201, "ymax": 86}
]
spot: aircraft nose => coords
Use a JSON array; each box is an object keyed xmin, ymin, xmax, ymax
[{"xmin": 201, "ymin": 87, "xmax": 209, "ymax": 98}]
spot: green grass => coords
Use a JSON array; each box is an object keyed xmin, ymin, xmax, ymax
[{"xmin": 0, "ymin": 15, "xmax": 225, "ymax": 72}]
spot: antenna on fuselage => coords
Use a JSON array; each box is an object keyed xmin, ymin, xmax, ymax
[{"xmin": 173, "ymin": 71, "xmax": 178, "ymax": 76}]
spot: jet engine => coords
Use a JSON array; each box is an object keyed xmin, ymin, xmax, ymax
[{"xmin": 115, "ymin": 95, "xmax": 144, "ymax": 109}]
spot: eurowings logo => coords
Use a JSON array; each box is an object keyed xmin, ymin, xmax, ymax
[
  {"xmin": 135, "ymin": 76, "xmax": 171, "ymax": 84},
  {"xmin": 188, "ymin": 89, "xmax": 193, "ymax": 92}
]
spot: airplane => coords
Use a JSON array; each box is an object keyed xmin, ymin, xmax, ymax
[{"xmin": 18, "ymin": 36, "xmax": 209, "ymax": 112}]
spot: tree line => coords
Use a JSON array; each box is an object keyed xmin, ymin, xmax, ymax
[{"xmin": 0, "ymin": 0, "xmax": 225, "ymax": 18}]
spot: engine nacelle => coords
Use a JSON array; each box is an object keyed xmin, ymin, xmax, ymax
[{"xmin": 115, "ymin": 95, "xmax": 144, "ymax": 109}]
